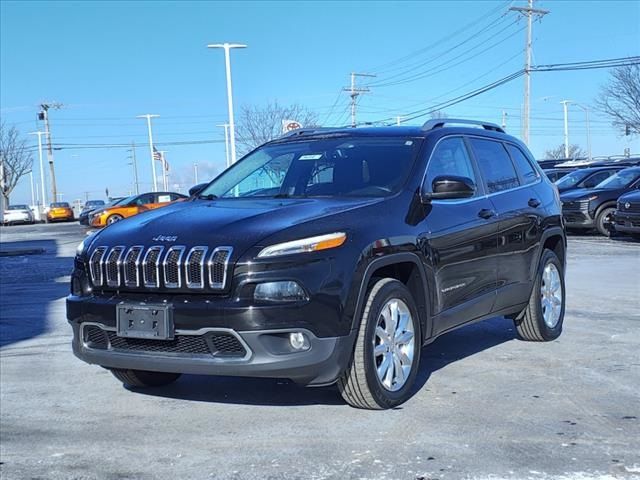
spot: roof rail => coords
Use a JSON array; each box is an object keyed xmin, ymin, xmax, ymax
[
  {"xmin": 422, "ymin": 118, "xmax": 505, "ymax": 133},
  {"xmin": 279, "ymin": 127, "xmax": 338, "ymax": 139}
]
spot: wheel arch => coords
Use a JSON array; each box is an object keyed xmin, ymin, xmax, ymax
[
  {"xmin": 531, "ymin": 227, "xmax": 567, "ymax": 281},
  {"xmin": 351, "ymin": 253, "xmax": 431, "ymax": 344}
]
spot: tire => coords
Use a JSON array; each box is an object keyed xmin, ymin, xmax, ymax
[
  {"xmin": 109, "ymin": 368, "xmax": 181, "ymax": 388},
  {"xmin": 106, "ymin": 214, "xmax": 124, "ymax": 225},
  {"xmin": 595, "ymin": 207, "xmax": 615, "ymax": 237},
  {"xmin": 514, "ymin": 249, "xmax": 565, "ymax": 342},
  {"xmin": 338, "ymin": 278, "xmax": 421, "ymax": 410}
]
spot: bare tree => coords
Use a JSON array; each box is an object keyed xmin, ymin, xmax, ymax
[
  {"xmin": 595, "ymin": 64, "xmax": 640, "ymax": 136},
  {"xmin": 0, "ymin": 122, "xmax": 33, "ymax": 205},
  {"xmin": 235, "ymin": 101, "xmax": 318, "ymax": 154},
  {"xmin": 544, "ymin": 144, "xmax": 585, "ymax": 160}
]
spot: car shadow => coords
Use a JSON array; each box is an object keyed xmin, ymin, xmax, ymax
[
  {"xmin": 131, "ymin": 316, "xmax": 516, "ymax": 407},
  {"xmin": 0, "ymin": 239, "xmax": 71, "ymax": 348}
]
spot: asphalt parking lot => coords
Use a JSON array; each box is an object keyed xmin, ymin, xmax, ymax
[{"xmin": 0, "ymin": 223, "xmax": 639, "ymax": 480}]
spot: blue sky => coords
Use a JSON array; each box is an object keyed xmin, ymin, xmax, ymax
[{"xmin": 1, "ymin": 0, "xmax": 639, "ymax": 205}]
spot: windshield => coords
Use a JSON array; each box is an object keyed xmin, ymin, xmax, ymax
[
  {"xmin": 595, "ymin": 169, "xmax": 640, "ymax": 189},
  {"xmin": 198, "ymin": 136, "xmax": 422, "ymax": 199},
  {"xmin": 111, "ymin": 195, "xmax": 136, "ymax": 206},
  {"xmin": 555, "ymin": 170, "xmax": 589, "ymax": 188},
  {"xmin": 51, "ymin": 202, "xmax": 70, "ymax": 208},
  {"xmin": 8, "ymin": 205, "xmax": 29, "ymax": 210},
  {"xmin": 85, "ymin": 200, "xmax": 105, "ymax": 207}
]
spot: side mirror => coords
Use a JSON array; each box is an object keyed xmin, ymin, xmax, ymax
[
  {"xmin": 189, "ymin": 183, "xmax": 207, "ymax": 197},
  {"xmin": 421, "ymin": 175, "xmax": 476, "ymax": 202}
]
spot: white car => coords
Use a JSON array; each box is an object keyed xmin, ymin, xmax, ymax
[{"xmin": 2, "ymin": 204, "xmax": 35, "ymax": 225}]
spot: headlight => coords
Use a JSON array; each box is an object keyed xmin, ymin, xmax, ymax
[
  {"xmin": 254, "ymin": 281, "xmax": 308, "ymax": 303},
  {"xmin": 76, "ymin": 232, "xmax": 96, "ymax": 256},
  {"xmin": 257, "ymin": 232, "xmax": 347, "ymax": 258},
  {"xmin": 587, "ymin": 195, "xmax": 599, "ymax": 201}
]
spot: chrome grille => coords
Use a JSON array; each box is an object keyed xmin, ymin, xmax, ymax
[
  {"xmin": 163, "ymin": 246, "xmax": 185, "ymax": 288},
  {"xmin": 89, "ymin": 247, "xmax": 107, "ymax": 286},
  {"xmin": 105, "ymin": 246, "xmax": 125, "ymax": 287},
  {"xmin": 142, "ymin": 246, "xmax": 164, "ymax": 288},
  {"xmin": 185, "ymin": 247, "xmax": 208, "ymax": 288},
  {"xmin": 209, "ymin": 247, "xmax": 233, "ymax": 289},
  {"xmin": 90, "ymin": 245, "xmax": 232, "ymax": 290},
  {"xmin": 123, "ymin": 246, "xmax": 144, "ymax": 287}
]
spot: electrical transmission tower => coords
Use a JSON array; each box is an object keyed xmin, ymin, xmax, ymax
[
  {"xmin": 38, "ymin": 102, "xmax": 63, "ymax": 202},
  {"xmin": 510, "ymin": 0, "xmax": 549, "ymax": 145},
  {"xmin": 343, "ymin": 72, "xmax": 376, "ymax": 127}
]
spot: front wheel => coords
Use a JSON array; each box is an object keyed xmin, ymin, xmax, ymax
[
  {"xmin": 109, "ymin": 369, "xmax": 181, "ymax": 388},
  {"xmin": 514, "ymin": 249, "xmax": 565, "ymax": 341},
  {"xmin": 596, "ymin": 207, "xmax": 615, "ymax": 237},
  {"xmin": 338, "ymin": 278, "xmax": 421, "ymax": 409},
  {"xmin": 106, "ymin": 214, "xmax": 124, "ymax": 225}
]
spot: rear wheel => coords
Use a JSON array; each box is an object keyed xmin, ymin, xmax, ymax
[
  {"xmin": 514, "ymin": 249, "xmax": 565, "ymax": 341},
  {"xmin": 109, "ymin": 369, "xmax": 181, "ymax": 388},
  {"xmin": 338, "ymin": 278, "xmax": 421, "ymax": 409},
  {"xmin": 595, "ymin": 207, "xmax": 615, "ymax": 237},
  {"xmin": 106, "ymin": 214, "xmax": 124, "ymax": 225}
]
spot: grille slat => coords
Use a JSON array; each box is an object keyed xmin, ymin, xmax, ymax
[
  {"xmin": 105, "ymin": 331, "xmax": 246, "ymax": 357},
  {"xmin": 89, "ymin": 245, "xmax": 232, "ymax": 291}
]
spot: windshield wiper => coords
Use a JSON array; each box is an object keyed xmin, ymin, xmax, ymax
[{"xmin": 198, "ymin": 194, "xmax": 218, "ymax": 200}]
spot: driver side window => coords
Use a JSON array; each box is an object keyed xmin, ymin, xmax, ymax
[{"xmin": 425, "ymin": 137, "xmax": 477, "ymax": 197}]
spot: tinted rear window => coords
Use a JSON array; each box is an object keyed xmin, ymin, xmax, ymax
[
  {"xmin": 51, "ymin": 202, "xmax": 70, "ymax": 208},
  {"xmin": 506, "ymin": 144, "xmax": 539, "ymax": 185},
  {"xmin": 469, "ymin": 138, "xmax": 520, "ymax": 194}
]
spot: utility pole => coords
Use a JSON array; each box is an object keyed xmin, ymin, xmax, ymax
[
  {"xmin": 127, "ymin": 142, "xmax": 140, "ymax": 194},
  {"xmin": 217, "ymin": 123, "xmax": 230, "ymax": 168},
  {"xmin": 561, "ymin": 100, "xmax": 570, "ymax": 158},
  {"xmin": 343, "ymin": 72, "xmax": 376, "ymax": 127},
  {"xmin": 510, "ymin": 0, "xmax": 549, "ymax": 145},
  {"xmin": 137, "ymin": 114, "xmax": 159, "ymax": 191},
  {"xmin": 207, "ymin": 43, "xmax": 247, "ymax": 165},
  {"xmin": 194, "ymin": 163, "xmax": 199, "ymax": 184},
  {"xmin": 29, "ymin": 131, "xmax": 47, "ymax": 208},
  {"xmin": 38, "ymin": 103, "xmax": 62, "ymax": 202}
]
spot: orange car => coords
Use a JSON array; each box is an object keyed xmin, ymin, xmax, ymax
[
  {"xmin": 90, "ymin": 191, "xmax": 186, "ymax": 228},
  {"xmin": 47, "ymin": 202, "xmax": 75, "ymax": 222}
]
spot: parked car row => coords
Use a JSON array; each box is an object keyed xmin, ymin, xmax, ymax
[
  {"xmin": 2, "ymin": 202, "xmax": 75, "ymax": 225},
  {"xmin": 540, "ymin": 162, "xmax": 640, "ymax": 238}
]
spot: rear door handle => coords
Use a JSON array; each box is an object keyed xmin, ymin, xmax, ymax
[
  {"xmin": 528, "ymin": 198, "xmax": 541, "ymax": 208},
  {"xmin": 478, "ymin": 209, "xmax": 496, "ymax": 219}
]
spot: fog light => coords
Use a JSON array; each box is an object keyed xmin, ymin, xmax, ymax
[
  {"xmin": 71, "ymin": 276, "xmax": 83, "ymax": 296},
  {"xmin": 254, "ymin": 281, "xmax": 308, "ymax": 303},
  {"xmin": 289, "ymin": 332, "xmax": 310, "ymax": 351}
]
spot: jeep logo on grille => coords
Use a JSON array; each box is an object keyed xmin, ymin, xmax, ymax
[
  {"xmin": 152, "ymin": 235, "xmax": 178, "ymax": 242},
  {"xmin": 625, "ymin": 202, "xmax": 631, "ymax": 209}
]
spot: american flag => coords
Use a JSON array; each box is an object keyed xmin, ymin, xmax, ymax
[{"xmin": 153, "ymin": 146, "xmax": 162, "ymax": 161}]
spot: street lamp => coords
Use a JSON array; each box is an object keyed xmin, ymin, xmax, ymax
[
  {"xmin": 560, "ymin": 100, "xmax": 592, "ymax": 161},
  {"xmin": 137, "ymin": 114, "xmax": 160, "ymax": 191},
  {"xmin": 207, "ymin": 43, "xmax": 246, "ymax": 165},
  {"xmin": 217, "ymin": 123, "xmax": 230, "ymax": 168},
  {"xmin": 570, "ymin": 102, "xmax": 592, "ymax": 161}
]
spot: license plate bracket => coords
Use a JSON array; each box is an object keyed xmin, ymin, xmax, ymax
[{"xmin": 116, "ymin": 303, "xmax": 174, "ymax": 340}]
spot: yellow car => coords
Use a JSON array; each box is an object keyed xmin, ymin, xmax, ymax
[
  {"xmin": 90, "ymin": 192, "xmax": 186, "ymax": 228},
  {"xmin": 47, "ymin": 202, "xmax": 75, "ymax": 222}
]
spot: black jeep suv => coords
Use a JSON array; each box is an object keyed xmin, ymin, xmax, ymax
[{"xmin": 68, "ymin": 119, "xmax": 567, "ymax": 409}]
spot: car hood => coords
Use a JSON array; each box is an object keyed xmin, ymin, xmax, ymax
[
  {"xmin": 89, "ymin": 197, "xmax": 383, "ymax": 257},
  {"xmin": 560, "ymin": 188, "xmax": 624, "ymax": 202},
  {"xmin": 618, "ymin": 190, "xmax": 640, "ymax": 203}
]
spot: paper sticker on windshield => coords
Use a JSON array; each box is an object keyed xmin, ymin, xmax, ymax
[
  {"xmin": 158, "ymin": 195, "xmax": 171, "ymax": 203},
  {"xmin": 299, "ymin": 154, "xmax": 323, "ymax": 160}
]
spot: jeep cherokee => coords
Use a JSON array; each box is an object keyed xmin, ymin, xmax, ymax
[{"xmin": 68, "ymin": 119, "xmax": 567, "ymax": 409}]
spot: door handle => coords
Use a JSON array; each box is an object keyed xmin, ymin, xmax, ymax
[
  {"xmin": 478, "ymin": 209, "xmax": 496, "ymax": 219},
  {"xmin": 528, "ymin": 198, "xmax": 541, "ymax": 208}
]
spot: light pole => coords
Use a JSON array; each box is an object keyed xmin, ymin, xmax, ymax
[
  {"xmin": 29, "ymin": 131, "xmax": 47, "ymax": 208},
  {"xmin": 137, "ymin": 114, "xmax": 160, "ymax": 191},
  {"xmin": 217, "ymin": 123, "xmax": 230, "ymax": 168},
  {"xmin": 27, "ymin": 170, "xmax": 35, "ymax": 206},
  {"xmin": 159, "ymin": 151, "xmax": 168, "ymax": 190},
  {"xmin": 207, "ymin": 43, "xmax": 246, "ymax": 165},
  {"xmin": 560, "ymin": 100, "xmax": 571, "ymax": 158},
  {"xmin": 570, "ymin": 102, "xmax": 592, "ymax": 161},
  {"xmin": 193, "ymin": 163, "xmax": 199, "ymax": 184}
]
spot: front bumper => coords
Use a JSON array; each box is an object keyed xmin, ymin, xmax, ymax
[
  {"xmin": 69, "ymin": 319, "xmax": 355, "ymax": 386},
  {"xmin": 613, "ymin": 211, "xmax": 640, "ymax": 234},
  {"xmin": 2, "ymin": 214, "xmax": 32, "ymax": 224},
  {"xmin": 562, "ymin": 207, "xmax": 595, "ymax": 229}
]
